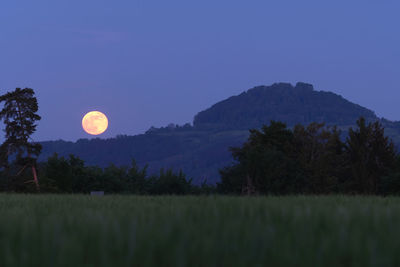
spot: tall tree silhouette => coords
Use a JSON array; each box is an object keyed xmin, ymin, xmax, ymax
[
  {"xmin": 0, "ymin": 88, "xmax": 42, "ymax": 190},
  {"xmin": 219, "ymin": 121, "xmax": 306, "ymax": 195},
  {"xmin": 346, "ymin": 117, "xmax": 396, "ymax": 194}
]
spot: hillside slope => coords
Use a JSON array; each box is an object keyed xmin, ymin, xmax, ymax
[
  {"xmin": 194, "ymin": 82, "xmax": 377, "ymax": 130},
  {"xmin": 39, "ymin": 82, "xmax": 400, "ymax": 184}
]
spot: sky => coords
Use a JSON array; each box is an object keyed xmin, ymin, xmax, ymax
[{"xmin": 1, "ymin": 0, "xmax": 399, "ymax": 141}]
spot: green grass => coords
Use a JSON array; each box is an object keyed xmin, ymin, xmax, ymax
[{"xmin": 1, "ymin": 195, "xmax": 400, "ymax": 267}]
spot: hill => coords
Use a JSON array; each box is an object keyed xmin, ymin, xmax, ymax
[
  {"xmin": 194, "ymin": 82, "xmax": 377, "ymax": 130},
  {"xmin": 39, "ymin": 82, "xmax": 400, "ymax": 184}
]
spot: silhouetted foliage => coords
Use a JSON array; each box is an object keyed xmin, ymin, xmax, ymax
[
  {"xmin": 346, "ymin": 118, "xmax": 396, "ymax": 194},
  {"xmin": 0, "ymin": 88, "xmax": 41, "ymax": 166},
  {"xmin": 293, "ymin": 123, "xmax": 348, "ymax": 193},
  {"xmin": 219, "ymin": 118, "xmax": 399, "ymax": 195},
  {"xmin": 148, "ymin": 169, "xmax": 193, "ymax": 195},
  {"xmin": 1, "ymin": 117, "xmax": 400, "ymax": 195},
  {"xmin": 219, "ymin": 121, "xmax": 306, "ymax": 195},
  {"xmin": 6, "ymin": 153, "xmax": 212, "ymax": 194},
  {"xmin": 379, "ymin": 156, "xmax": 400, "ymax": 195},
  {"xmin": 0, "ymin": 88, "xmax": 42, "ymax": 190}
]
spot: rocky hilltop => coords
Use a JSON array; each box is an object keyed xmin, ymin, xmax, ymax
[{"xmin": 194, "ymin": 82, "xmax": 376, "ymax": 130}]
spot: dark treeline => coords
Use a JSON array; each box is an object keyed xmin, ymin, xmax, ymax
[
  {"xmin": 2, "ymin": 118, "xmax": 400, "ymax": 195},
  {"xmin": 0, "ymin": 156, "xmax": 214, "ymax": 194},
  {"xmin": 219, "ymin": 118, "xmax": 400, "ymax": 195}
]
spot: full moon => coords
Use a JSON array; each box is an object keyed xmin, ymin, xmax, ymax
[{"xmin": 82, "ymin": 111, "xmax": 109, "ymax": 135}]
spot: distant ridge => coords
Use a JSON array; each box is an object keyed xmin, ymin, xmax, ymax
[{"xmin": 40, "ymin": 82, "xmax": 400, "ymax": 184}]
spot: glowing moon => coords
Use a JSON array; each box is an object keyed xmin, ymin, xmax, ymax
[{"xmin": 82, "ymin": 111, "xmax": 108, "ymax": 135}]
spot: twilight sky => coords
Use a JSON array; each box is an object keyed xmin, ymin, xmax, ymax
[{"xmin": 1, "ymin": 0, "xmax": 399, "ymax": 141}]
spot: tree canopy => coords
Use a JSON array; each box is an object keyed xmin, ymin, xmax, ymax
[
  {"xmin": 0, "ymin": 88, "xmax": 42, "ymax": 190},
  {"xmin": 218, "ymin": 118, "xmax": 398, "ymax": 195}
]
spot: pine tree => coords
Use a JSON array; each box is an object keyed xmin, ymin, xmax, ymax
[{"xmin": 0, "ymin": 88, "xmax": 42, "ymax": 190}]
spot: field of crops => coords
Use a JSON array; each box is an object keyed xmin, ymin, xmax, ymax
[{"xmin": 0, "ymin": 195, "xmax": 400, "ymax": 267}]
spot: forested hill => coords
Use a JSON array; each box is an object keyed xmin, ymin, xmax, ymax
[
  {"xmin": 194, "ymin": 82, "xmax": 377, "ymax": 130},
  {"xmin": 39, "ymin": 82, "xmax": 400, "ymax": 184}
]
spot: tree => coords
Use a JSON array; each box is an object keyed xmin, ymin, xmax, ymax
[
  {"xmin": 218, "ymin": 121, "xmax": 306, "ymax": 195},
  {"xmin": 379, "ymin": 155, "xmax": 400, "ymax": 195},
  {"xmin": 148, "ymin": 169, "xmax": 193, "ymax": 195},
  {"xmin": 346, "ymin": 117, "xmax": 396, "ymax": 194},
  {"xmin": 126, "ymin": 159, "xmax": 148, "ymax": 194},
  {"xmin": 293, "ymin": 123, "xmax": 347, "ymax": 193},
  {"xmin": 0, "ymin": 88, "xmax": 42, "ymax": 190}
]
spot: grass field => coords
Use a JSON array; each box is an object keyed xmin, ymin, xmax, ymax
[{"xmin": 1, "ymin": 195, "xmax": 400, "ymax": 267}]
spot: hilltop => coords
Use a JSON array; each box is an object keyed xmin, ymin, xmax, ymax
[
  {"xmin": 39, "ymin": 82, "xmax": 400, "ymax": 184},
  {"xmin": 194, "ymin": 82, "xmax": 376, "ymax": 130}
]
